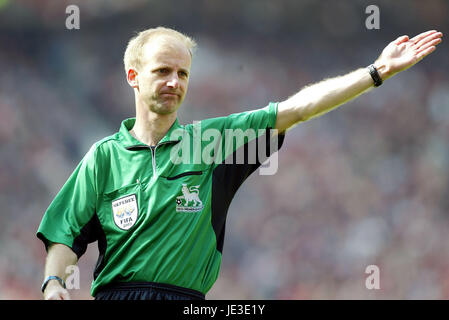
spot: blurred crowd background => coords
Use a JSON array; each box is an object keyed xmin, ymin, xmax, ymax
[{"xmin": 1, "ymin": 0, "xmax": 448, "ymax": 299}]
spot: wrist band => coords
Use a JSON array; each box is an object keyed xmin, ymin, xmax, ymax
[
  {"xmin": 41, "ymin": 275, "xmax": 66, "ymax": 293},
  {"xmin": 367, "ymin": 64, "xmax": 383, "ymax": 87}
]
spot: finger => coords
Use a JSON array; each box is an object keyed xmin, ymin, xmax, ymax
[
  {"xmin": 410, "ymin": 30, "xmax": 438, "ymax": 44},
  {"xmin": 394, "ymin": 35, "xmax": 409, "ymax": 45},
  {"xmin": 414, "ymin": 32, "xmax": 443, "ymax": 48},
  {"xmin": 416, "ymin": 38, "xmax": 442, "ymax": 53},
  {"xmin": 416, "ymin": 46, "xmax": 436, "ymax": 61}
]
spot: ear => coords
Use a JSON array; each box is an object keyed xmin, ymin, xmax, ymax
[{"xmin": 127, "ymin": 68, "xmax": 139, "ymax": 89}]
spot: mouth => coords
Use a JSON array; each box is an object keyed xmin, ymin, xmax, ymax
[{"xmin": 160, "ymin": 92, "xmax": 180, "ymax": 98}]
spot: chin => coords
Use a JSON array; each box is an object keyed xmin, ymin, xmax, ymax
[{"xmin": 150, "ymin": 103, "xmax": 180, "ymax": 115}]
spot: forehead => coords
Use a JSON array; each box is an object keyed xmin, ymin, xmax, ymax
[{"xmin": 141, "ymin": 36, "xmax": 191, "ymax": 69}]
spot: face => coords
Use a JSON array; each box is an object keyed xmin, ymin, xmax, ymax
[{"xmin": 130, "ymin": 36, "xmax": 192, "ymax": 115}]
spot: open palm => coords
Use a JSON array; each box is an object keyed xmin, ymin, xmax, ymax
[{"xmin": 376, "ymin": 30, "xmax": 443, "ymax": 79}]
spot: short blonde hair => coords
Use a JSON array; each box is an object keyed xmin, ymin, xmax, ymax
[{"xmin": 123, "ymin": 26, "xmax": 196, "ymax": 74}]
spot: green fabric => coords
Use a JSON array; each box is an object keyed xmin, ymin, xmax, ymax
[{"xmin": 37, "ymin": 102, "xmax": 278, "ymax": 296}]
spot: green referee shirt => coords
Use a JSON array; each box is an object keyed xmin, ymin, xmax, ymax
[{"xmin": 37, "ymin": 102, "xmax": 284, "ymax": 296}]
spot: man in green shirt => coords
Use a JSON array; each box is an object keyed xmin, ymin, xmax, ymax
[{"xmin": 37, "ymin": 27, "xmax": 442, "ymax": 300}]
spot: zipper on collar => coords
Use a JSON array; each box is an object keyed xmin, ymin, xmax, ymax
[
  {"xmin": 126, "ymin": 140, "xmax": 180, "ymax": 179},
  {"xmin": 149, "ymin": 141, "xmax": 176, "ymax": 179},
  {"xmin": 150, "ymin": 145, "xmax": 157, "ymax": 178}
]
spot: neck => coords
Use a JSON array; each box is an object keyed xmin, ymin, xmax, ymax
[{"xmin": 131, "ymin": 100, "xmax": 177, "ymax": 146}]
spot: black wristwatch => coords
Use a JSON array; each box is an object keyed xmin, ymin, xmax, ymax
[
  {"xmin": 367, "ymin": 64, "xmax": 383, "ymax": 87},
  {"xmin": 41, "ymin": 276, "xmax": 66, "ymax": 293}
]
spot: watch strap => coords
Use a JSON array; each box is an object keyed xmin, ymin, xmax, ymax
[
  {"xmin": 367, "ymin": 64, "xmax": 383, "ymax": 87},
  {"xmin": 41, "ymin": 275, "xmax": 66, "ymax": 293}
]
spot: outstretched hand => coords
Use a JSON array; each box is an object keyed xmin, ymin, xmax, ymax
[{"xmin": 375, "ymin": 30, "xmax": 443, "ymax": 80}]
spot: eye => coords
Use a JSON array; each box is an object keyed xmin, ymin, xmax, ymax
[
  {"xmin": 178, "ymin": 71, "xmax": 189, "ymax": 78},
  {"xmin": 157, "ymin": 68, "xmax": 169, "ymax": 74}
]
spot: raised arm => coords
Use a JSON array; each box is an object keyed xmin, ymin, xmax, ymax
[{"xmin": 275, "ymin": 30, "xmax": 443, "ymax": 132}]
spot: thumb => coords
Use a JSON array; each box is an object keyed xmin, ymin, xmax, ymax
[{"xmin": 394, "ymin": 35, "xmax": 409, "ymax": 45}]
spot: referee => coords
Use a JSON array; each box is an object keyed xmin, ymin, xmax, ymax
[{"xmin": 37, "ymin": 27, "xmax": 442, "ymax": 300}]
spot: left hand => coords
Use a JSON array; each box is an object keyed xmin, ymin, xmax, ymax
[{"xmin": 375, "ymin": 30, "xmax": 443, "ymax": 80}]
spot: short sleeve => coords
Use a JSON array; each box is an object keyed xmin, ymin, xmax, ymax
[
  {"xmin": 36, "ymin": 145, "xmax": 98, "ymax": 258},
  {"xmin": 195, "ymin": 102, "xmax": 282, "ymax": 166},
  {"xmin": 209, "ymin": 102, "xmax": 278, "ymax": 132}
]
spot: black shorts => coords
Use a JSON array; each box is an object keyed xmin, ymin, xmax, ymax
[{"xmin": 94, "ymin": 282, "xmax": 205, "ymax": 300}]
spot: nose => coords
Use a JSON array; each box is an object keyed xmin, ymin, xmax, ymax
[{"xmin": 166, "ymin": 75, "xmax": 179, "ymax": 89}]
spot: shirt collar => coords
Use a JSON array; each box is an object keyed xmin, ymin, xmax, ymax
[{"xmin": 119, "ymin": 117, "xmax": 184, "ymax": 148}]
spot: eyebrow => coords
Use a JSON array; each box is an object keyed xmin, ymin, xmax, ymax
[{"xmin": 152, "ymin": 66, "xmax": 189, "ymax": 75}]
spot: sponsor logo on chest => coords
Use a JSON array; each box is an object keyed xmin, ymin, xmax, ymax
[
  {"xmin": 112, "ymin": 194, "xmax": 138, "ymax": 230},
  {"xmin": 176, "ymin": 184, "xmax": 204, "ymax": 212}
]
